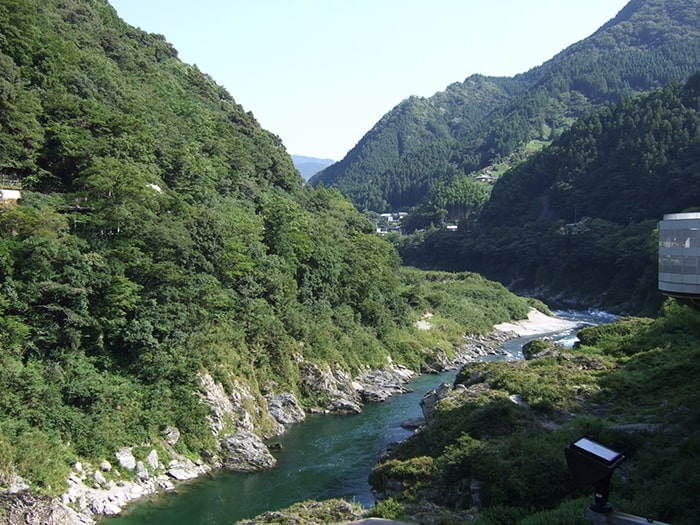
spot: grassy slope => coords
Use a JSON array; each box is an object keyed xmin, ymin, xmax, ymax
[{"xmin": 367, "ymin": 300, "xmax": 700, "ymax": 525}]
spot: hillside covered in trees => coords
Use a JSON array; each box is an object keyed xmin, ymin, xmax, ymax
[
  {"xmin": 398, "ymin": 72, "xmax": 700, "ymax": 314},
  {"xmin": 4, "ymin": 2, "xmax": 700, "ymax": 525},
  {"xmin": 0, "ymin": 0, "xmax": 539, "ymax": 508},
  {"xmin": 311, "ymin": 0, "xmax": 700, "ymax": 217}
]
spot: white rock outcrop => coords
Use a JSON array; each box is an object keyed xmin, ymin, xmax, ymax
[
  {"xmin": 266, "ymin": 392, "xmax": 306, "ymax": 424},
  {"xmin": 220, "ymin": 430, "xmax": 277, "ymax": 471}
]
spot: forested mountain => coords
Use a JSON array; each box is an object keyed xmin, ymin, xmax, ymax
[
  {"xmin": 311, "ymin": 0, "xmax": 700, "ymax": 215},
  {"xmin": 311, "ymin": 75, "xmax": 524, "ymax": 209},
  {"xmin": 368, "ymin": 71, "xmax": 700, "ymax": 524},
  {"xmin": 399, "ymin": 72, "xmax": 700, "ymax": 313},
  {"xmin": 0, "ymin": 0, "xmax": 537, "ymax": 507}
]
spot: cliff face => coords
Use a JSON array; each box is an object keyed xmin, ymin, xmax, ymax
[{"xmin": 0, "ymin": 492, "xmax": 83, "ymax": 525}]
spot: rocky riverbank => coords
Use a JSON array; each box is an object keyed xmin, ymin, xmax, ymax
[
  {"xmin": 0, "ymin": 310, "xmax": 577, "ymax": 525},
  {"xmin": 493, "ymin": 308, "xmax": 581, "ymax": 337},
  {"xmin": 366, "ymin": 311, "xmax": 587, "ymax": 525},
  {"xmin": 0, "ymin": 359, "xmax": 421, "ymax": 525}
]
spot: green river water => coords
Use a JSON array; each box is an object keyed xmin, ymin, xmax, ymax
[
  {"xmin": 102, "ymin": 310, "xmax": 607, "ymax": 525},
  {"xmin": 102, "ymin": 370, "xmax": 455, "ymax": 525}
]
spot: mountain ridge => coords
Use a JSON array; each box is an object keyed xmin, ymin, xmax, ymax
[{"xmin": 311, "ymin": 0, "xmax": 700, "ymax": 213}]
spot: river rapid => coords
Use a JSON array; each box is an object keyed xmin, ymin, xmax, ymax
[{"xmin": 102, "ymin": 309, "xmax": 611, "ymax": 525}]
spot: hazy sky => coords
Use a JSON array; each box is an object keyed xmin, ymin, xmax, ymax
[{"xmin": 108, "ymin": 0, "xmax": 630, "ymax": 160}]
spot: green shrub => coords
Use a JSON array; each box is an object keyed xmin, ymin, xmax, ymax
[
  {"xmin": 369, "ymin": 457, "xmax": 436, "ymax": 502},
  {"xmin": 475, "ymin": 505, "xmax": 528, "ymax": 525},
  {"xmin": 367, "ymin": 498, "xmax": 407, "ymax": 521},
  {"xmin": 12, "ymin": 427, "xmax": 69, "ymax": 495},
  {"xmin": 517, "ymin": 497, "xmax": 589, "ymax": 525},
  {"xmin": 575, "ymin": 317, "xmax": 654, "ymax": 356},
  {"xmin": 0, "ymin": 426, "xmax": 14, "ymax": 488}
]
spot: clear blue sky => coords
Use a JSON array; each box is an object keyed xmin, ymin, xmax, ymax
[{"xmin": 108, "ymin": 0, "xmax": 630, "ymax": 160}]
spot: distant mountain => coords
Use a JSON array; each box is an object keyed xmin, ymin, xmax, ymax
[
  {"xmin": 311, "ymin": 0, "xmax": 700, "ymax": 213},
  {"xmin": 292, "ymin": 155, "xmax": 335, "ymax": 180}
]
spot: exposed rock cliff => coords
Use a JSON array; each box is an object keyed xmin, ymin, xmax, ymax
[
  {"xmin": 5, "ymin": 359, "xmax": 419, "ymax": 525},
  {"xmin": 300, "ymin": 361, "xmax": 364, "ymax": 413},
  {"xmin": 0, "ymin": 492, "xmax": 82, "ymax": 525},
  {"xmin": 353, "ymin": 364, "xmax": 416, "ymax": 403}
]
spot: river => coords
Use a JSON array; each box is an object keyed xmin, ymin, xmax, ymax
[{"xmin": 102, "ymin": 309, "xmax": 610, "ymax": 525}]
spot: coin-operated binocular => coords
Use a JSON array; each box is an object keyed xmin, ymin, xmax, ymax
[{"xmin": 565, "ymin": 436, "xmax": 671, "ymax": 524}]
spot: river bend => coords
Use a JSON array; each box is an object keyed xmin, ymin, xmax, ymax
[{"xmin": 103, "ymin": 310, "xmax": 607, "ymax": 525}]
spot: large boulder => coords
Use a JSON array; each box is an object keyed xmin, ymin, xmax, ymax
[
  {"xmin": 300, "ymin": 362, "xmax": 363, "ymax": 414},
  {"xmin": 420, "ymin": 383, "xmax": 453, "ymax": 422},
  {"xmin": 219, "ymin": 430, "xmax": 276, "ymax": 471},
  {"xmin": 266, "ymin": 392, "xmax": 306, "ymax": 424},
  {"xmin": 353, "ymin": 365, "xmax": 415, "ymax": 403},
  {"xmin": 115, "ymin": 448, "xmax": 136, "ymax": 471},
  {"xmin": 166, "ymin": 459, "xmax": 201, "ymax": 481}
]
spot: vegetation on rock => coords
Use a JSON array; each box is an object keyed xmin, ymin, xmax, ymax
[
  {"xmin": 368, "ymin": 301, "xmax": 700, "ymax": 525},
  {"xmin": 232, "ymin": 499, "xmax": 363, "ymax": 525}
]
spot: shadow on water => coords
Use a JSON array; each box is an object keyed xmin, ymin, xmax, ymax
[{"xmin": 102, "ymin": 310, "xmax": 604, "ymax": 525}]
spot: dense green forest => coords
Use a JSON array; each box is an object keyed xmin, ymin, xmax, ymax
[
  {"xmin": 367, "ymin": 301, "xmax": 700, "ymax": 525},
  {"xmin": 397, "ymin": 72, "xmax": 700, "ymax": 314},
  {"xmin": 3, "ymin": 2, "xmax": 700, "ymax": 525},
  {"xmin": 0, "ymin": 0, "xmax": 540, "ymax": 499},
  {"xmin": 311, "ymin": 0, "xmax": 700, "ymax": 216}
]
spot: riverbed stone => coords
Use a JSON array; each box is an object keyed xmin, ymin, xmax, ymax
[
  {"xmin": 455, "ymin": 331, "xmax": 514, "ymax": 362},
  {"xmin": 401, "ymin": 417, "xmax": 426, "ymax": 430},
  {"xmin": 420, "ymin": 383, "xmax": 453, "ymax": 422},
  {"xmin": 219, "ymin": 430, "xmax": 277, "ymax": 471},
  {"xmin": 115, "ymin": 448, "xmax": 136, "ymax": 471},
  {"xmin": 94, "ymin": 470, "xmax": 107, "ymax": 487},
  {"xmin": 267, "ymin": 392, "xmax": 306, "ymax": 424},
  {"xmin": 329, "ymin": 397, "xmax": 363, "ymax": 414},
  {"xmin": 166, "ymin": 466, "xmax": 199, "ymax": 481},
  {"xmin": 354, "ymin": 365, "xmax": 415, "ymax": 403},
  {"xmin": 136, "ymin": 461, "xmax": 149, "ymax": 481},
  {"xmin": 147, "ymin": 449, "xmax": 159, "ymax": 470}
]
